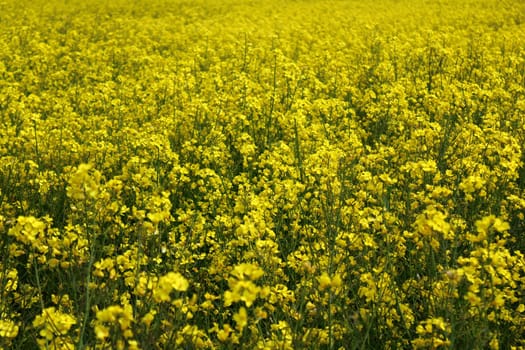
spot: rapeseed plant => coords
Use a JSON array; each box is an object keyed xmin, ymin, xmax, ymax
[{"xmin": 0, "ymin": 0, "xmax": 525, "ymax": 348}]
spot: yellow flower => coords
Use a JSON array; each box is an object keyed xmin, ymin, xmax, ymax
[
  {"xmin": 470, "ymin": 216, "xmax": 510, "ymax": 243},
  {"xmin": 358, "ymin": 273, "xmax": 377, "ymax": 302},
  {"xmin": 491, "ymin": 293, "xmax": 505, "ymax": 308},
  {"xmin": 0, "ymin": 319, "xmax": 19, "ymax": 339},
  {"xmin": 492, "ymin": 218, "xmax": 510, "ymax": 233},
  {"xmin": 216, "ymin": 324, "xmax": 233, "ymax": 342},
  {"xmin": 489, "ymin": 337, "xmax": 499, "ymax": 350},
  {"xmin": 141, "ymin": 310, "xmax": 157, "ymax": 327},
  {"xmin": 413, "ymin": 317, "xmax": 451, "ymax": 349},
  {"xmin": 231, "ymin": 263, "xmax": 264, "ymax": 281},
  {"xmin": 331, "ymin": 273, "xmax": 342, "ymax": 288},
  {"xmin": 33, "ymin": 307, "xmax": 76, "ymax": 340},
  {"xmin": 95, "ymin": 324, "xmax": 110, "ymax": 340},
  {"xmin": 233, "ymin": 307, "xmax": 248, "ymax": 332},
  {"xmin": 153, "ymin": 272, "xmax": 189, "ymax": 302},
  {"xmin": 476, "ymin": 216, "xmax": 495, "ymax": 235},
  {"xmin": 225, "ymin": 280, "xmax": 261, "ymax": 307},
  {"xmin": 66, "ymin": 163, "xmax": 101, "ymax": 201},
  {"xmin": 95, "ymin": 304, "xmax": 134, "ymax": 342},
  {"xmin": 318, "ymin": 272, "xmax": 331, "ymax": 291},
  {"xmin": 1, "ymin": 268, "xmax": 18, "ymax": 293},
  {"xmin": 8, "ymin": 216, "xmax": 47, "ymax": 246}
]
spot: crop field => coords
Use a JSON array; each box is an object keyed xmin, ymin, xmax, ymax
[{"xmin": 1, "ymin": 0, "xmax": 525, "ymax": 348}]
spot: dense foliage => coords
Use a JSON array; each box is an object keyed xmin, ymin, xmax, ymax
[{"xmin": 1, "ymin": 0, "xmax": 525, "ymax": 348}]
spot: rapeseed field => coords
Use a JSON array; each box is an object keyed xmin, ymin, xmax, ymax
[{"xmin": 1, "ymin": 0, "xmax": 525, "ymax": 348}]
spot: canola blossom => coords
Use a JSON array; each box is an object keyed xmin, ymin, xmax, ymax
[{"xmin": 1, "ymin": 0, "xmax": 525, "ymax": 348}]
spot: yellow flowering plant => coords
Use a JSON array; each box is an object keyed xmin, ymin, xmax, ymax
[{"xmin": 0, "ymin": 0, "xmax": 525, "ymax": 348}]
